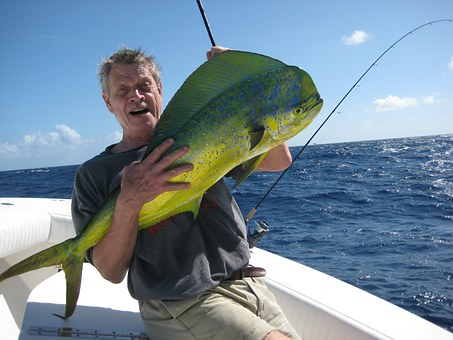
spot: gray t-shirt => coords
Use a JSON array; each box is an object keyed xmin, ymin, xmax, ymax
[{"xmin": 71, "ymin": 144, "xmax": 251, "ymax": 300}]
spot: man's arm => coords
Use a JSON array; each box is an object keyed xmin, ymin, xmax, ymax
[
  {"xmin": 92, "ymin": 139, "xmax": 193, "ymax": 283},
  {"xmin": 256, "ymin": 143, "xmax": 292, "ymax": 172}
]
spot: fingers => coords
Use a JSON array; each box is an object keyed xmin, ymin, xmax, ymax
[
  {"xmin": 206, "ymin": 46, "xmax": 232, "ymax": 60},
  {"xmin": 120, "ymin": 138, "xmax": 193, "ymax": 205},
  {"xmin": 145, "ymin": 138, "xmax": 176, "ymax": 163},
  {"xmin": 164, "ymin": 162, "xmax": 194, "ymax": 180},
  {"xmin": 143, "ymin": 138, "xmax": 192, "ymax": 173}
]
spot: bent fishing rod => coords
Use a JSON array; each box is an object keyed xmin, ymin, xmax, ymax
[
  {"xmin": 244, "ymin": 18, "xmax": 453, "ymax": 223},
  {"xmin": 195, "ymin": 2, "xmax": 452, "ymax": 223},
  {"xmin": 196, "ymin": 0, "xmax": 216, "ymax": 46}
]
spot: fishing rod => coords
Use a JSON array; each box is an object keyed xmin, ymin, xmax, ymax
[
  {"xmin": 196, "ymin": 0, "xmax": 216, "ymax": 46},
  {"xmin": 195, "ymin": 3, "xmax": 452, "ymax": 223},
  {"xmin": 244, "ymin": 18, "xmax": 452, "ymax": 223}
]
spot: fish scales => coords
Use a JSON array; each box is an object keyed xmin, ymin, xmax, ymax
[{"xmin": 138, "ymin": 67, "xmax": 319, "ymax": 228}]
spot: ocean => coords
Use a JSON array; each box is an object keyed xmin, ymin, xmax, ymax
[{"xmin": 1, "ymin": 134, "xmax": 452, "ymax": 332}]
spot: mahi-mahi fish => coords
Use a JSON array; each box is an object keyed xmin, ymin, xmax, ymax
[{"xmin": 0, "ymin": 51, "xmax": 323, "ymax": 318}]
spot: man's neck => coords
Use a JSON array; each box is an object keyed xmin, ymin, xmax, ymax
[{"xmin": 111, "ymin": 138, "xmax": 149, "ymax": 154}]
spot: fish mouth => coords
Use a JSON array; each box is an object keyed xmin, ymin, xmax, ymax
[
  {"xmin": 309, "ymin": 93, "xmax": 323, "ymax": 110},
  {"xmin": 129, "ymin": 108, "xmax": 151, "ymax": 116},
  {"xmin": 306, "ymin": 93, "xmax": 323, "ymax": 114}
]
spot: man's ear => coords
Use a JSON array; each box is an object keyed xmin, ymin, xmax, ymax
[{"xmin": 102, "ymin": 91, "xmax": 114, "ymax": 113}]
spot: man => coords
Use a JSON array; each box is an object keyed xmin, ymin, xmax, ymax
[{"xmin": 72, "ymin": 46, "xmax": 300, "ymax": 339}]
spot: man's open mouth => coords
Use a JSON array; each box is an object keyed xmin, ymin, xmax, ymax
[{"xmin": 130, "ymin": 108, "xmax": 150, "ymax": 116}]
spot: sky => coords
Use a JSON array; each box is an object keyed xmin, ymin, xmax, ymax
[{"xmin": 0, "ymin": 0, "xmax": 452, "ymax": 171}]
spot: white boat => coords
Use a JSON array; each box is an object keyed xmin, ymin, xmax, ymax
[{"xmin": 1, "ymin": 197, "xmax": 451, "ymax": 339}]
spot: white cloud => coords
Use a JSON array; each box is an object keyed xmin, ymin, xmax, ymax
[
  {"xmin": 0, "ymin": 142, "xmax": 19, "ymax": 156},
  {"xmin": 448, "ymin": 56, "xmax": 453, "ymax": 71},
  {"xmin": 23, "ymin": 131, "xmax": 58, "ymax": 147},
  {"xmin": 108, "ymin": 131, "xmax": 122, "ymax": 144},
  {"xmin": 55, "ymin": 124, "xmax": 81, "ymax": 145},
  {"xmin": 420, "ymin": 96, "xmax": 435, "ymax": 104},
  {"xmin": 373, "ymin": 95, "xmax": 438, "ymax": 112},
  {"xmin": 342, "ymin": 30, "xmax": 371, "ymax": 45},
  {"xmin": 0, "ymin": 124, "xmax": 123, "ymax": 170},
  {"xmin": 0, "ymin": 125, "xmax": 87, "ymax": 168},
  {"xmin": 21, "ymin": 124, "xmax": 81, "ymax": 149}
]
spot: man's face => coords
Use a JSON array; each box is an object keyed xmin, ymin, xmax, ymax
[{"xmin": 102, "ymin": 62, "xmax": 163, "ymax": 142}]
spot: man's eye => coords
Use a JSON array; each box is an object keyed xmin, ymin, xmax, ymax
[
  {"xmin": 142, "ymin": 83, "xmax": 152, "ymax": 91},
  {"xmin": 117, "ymin": 88, "xmax": 127, "ymax": 96}
]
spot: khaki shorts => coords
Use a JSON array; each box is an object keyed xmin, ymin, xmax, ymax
[{"xmin": 139, "ymin": 277, "xmax": 300, "ymax": 340}]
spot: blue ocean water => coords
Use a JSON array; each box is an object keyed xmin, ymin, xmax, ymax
[{"xmin": 1, "ymin": 134, "xmax": 452, "ymax": 331}]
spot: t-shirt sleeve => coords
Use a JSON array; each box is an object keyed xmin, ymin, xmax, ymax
[
  {"xmin": 70, "ymin": 146, "xmax": 144, "ymax": 264},
  {"xmin": 71, "ymin": 164, "xmax": 108, "ymax": 264},
  {"xmin": 71, "ymin": 165, "xmax": 105, "ymax": 235}
]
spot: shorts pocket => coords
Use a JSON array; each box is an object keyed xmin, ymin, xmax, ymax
[{"xmin": 140, "ymin": 297, "xmax": 201, "ymax": 319}]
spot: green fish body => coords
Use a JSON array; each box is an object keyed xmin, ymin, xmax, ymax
[{"xmin": 0, "ymin": 51, "xmax": 323, "ymax": 318}]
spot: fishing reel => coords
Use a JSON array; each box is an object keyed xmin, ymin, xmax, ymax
[{"xmin": 247, "ymin": 220, "xmax": 270, "ymax": 248}]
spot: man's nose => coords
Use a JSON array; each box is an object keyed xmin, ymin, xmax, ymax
[{"xmin": 129, "ymin": 88, "xmax": 145, "ymax": 102}]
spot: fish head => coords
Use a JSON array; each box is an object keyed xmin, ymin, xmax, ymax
[{"xmin": 264, "ymin": 66, "xmax": 323, "ymax": 143}]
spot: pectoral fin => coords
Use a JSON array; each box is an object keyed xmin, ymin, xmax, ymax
[
  {"xmin": 250, "ymin": 126, "xmax": 265, "ymax": 151},
  {"xmin": 187, "ymin": 195, "xmax": 203, "ymax": 220},
  {"xmin": 234, "ymin": 153, "xmax": 267, "ymax": 189}
]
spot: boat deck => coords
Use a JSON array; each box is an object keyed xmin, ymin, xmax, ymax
[{"xmin": 1, "ymin": 197, "xmax": 452, "ymax": 339}]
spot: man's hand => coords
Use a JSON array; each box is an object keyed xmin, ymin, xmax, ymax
[
  {"xmin": 93, "ymin": 138, "xmax": 193, "ymax": 283},
  {"xmin": 206, "ymin": 46, "xmax": 231, "ymax": 60},
  {"xmin": 120, "ymin": 138, "xmax": 194, "ymax": 211}
]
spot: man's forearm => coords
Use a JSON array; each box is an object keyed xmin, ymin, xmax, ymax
[{"xmin": 92, "ymin": 194, "xmax": 140, "ymax": 283}]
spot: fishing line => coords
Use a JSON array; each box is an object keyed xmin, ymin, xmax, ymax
[
  {"xmin": 245, "ymin": 18, "xmax": 452, "ymax": 224},
  {"xmin": 195, "ymin": 3, "xmax": 451, "ymax": 224}
]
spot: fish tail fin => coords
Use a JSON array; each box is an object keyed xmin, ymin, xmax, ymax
[
  {"xmin": 0, "ymin": 239, "xmax": 75, "ymax": 281},
  {"xmin": 59, "ymin": 256, "xmax": 84, "ymax": 319},
  {"xmin": 0, "ymin": 238, "xmax": 85, "ymax": 319}
]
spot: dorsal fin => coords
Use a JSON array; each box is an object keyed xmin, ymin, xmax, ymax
[{"xmin": 142, "ymin": 51, "xmax": 287, "ymax": 160}]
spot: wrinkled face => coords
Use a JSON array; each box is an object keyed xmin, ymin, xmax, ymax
[{"xmin": 102, "ymin": 62, "xmax": 163, "ymax": 142}]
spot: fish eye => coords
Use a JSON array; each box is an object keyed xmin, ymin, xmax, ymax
[{"xmin": 294, "ymin": 108, "xmax": 303, "ymax": 114}]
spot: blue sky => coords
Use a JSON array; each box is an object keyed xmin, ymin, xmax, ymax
[{"xmin": 0, "ymin": 0, "xmax": 452, "ymax": 171}]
